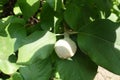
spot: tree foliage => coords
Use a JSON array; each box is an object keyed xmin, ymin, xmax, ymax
[{"xmin": 0, "ymin": 0, "xmax": 120, "ymax": 80}]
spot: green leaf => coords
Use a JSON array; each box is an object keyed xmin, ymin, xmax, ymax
[
  {"xmin": 94, "ymin": 0, "xmax": 112, "ymax": 18},
  {"xmin": 46, "ymin": 0, "xmax": 55, "ymax": 9},
  {"xmin": 17, "ymin": 31, "xmax": 56, "ymax": 64},
  {"xmin": 0, "ymin": 20, "xmax": 6, "ymax": 36},
  {"xmin": 18, "ymin": 0, "xmax": 40, "ymax": 20},
  {"xmin": 0, "ymin": 23, "xmax": 26, "ymax": 60},
  {"xmin": 0, "ymin": 16, "xmax": 25, "ymax": 37},
  {"xmin": 77, "ymin": 19, "xmax": 120, "ymax": 75},
  {"xmin": 19, "ymin": 58, "xmax": 52, "ymax": 80},
  {"xmin": 108, "ymin": 13, "xmax": 118, "ymax": 22},
  {"xmin": 0, "ymin": 16, "xmax": 26, "ymax": 74},
  {"xmin": 40, "ymin": 3, "xmax": 54, "ymax": 30},
  {"xmin": 0, "ymin": 0, "xmax": 8, "ymax": 6},
  {"xmin": 13, "ymin": 3, "xmax": 22, "ymax": 15},
  {"xmin": 55, "ymin": 50, "xmax": 97, "ymax": 80},
  {"xmin": 64, "ymin": 3, "xmax": 82, "ymax": 30},
  {"xmin": 8, "ymin": 72, "xmax": 23, "ymax": 80},
  {"xmin": 3, "ymin": 16, "xmax": 25, "ymax": 25},
  {"xmin": 0, "ymin": 60, "xmax": 19, "ymax": 75},
  {"xmin": 46, "ymin": 0, "xmax": 64, "ymax": 12}
]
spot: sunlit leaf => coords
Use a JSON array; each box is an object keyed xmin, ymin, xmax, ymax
[
  {"xmin": 0, "ymin": 16, "xmax": 26, "ymax": 74},
  {"xmin": 17, "ymin": 31, "xmax": 56, "ymax": 64},
  {"xmin": 0, "ymin": 16, "xmax": 26, "ymax": 60},
  {"xmin": 0, "ymin": 23, "xmax": 26, "ymax": 60},
  {"xmin": 0, "ymin": 60, "xmax": 19, "ymax": 75},
  {"xmin": 77, "ymin": 19, "xmax": 120, "ymax": 75}
]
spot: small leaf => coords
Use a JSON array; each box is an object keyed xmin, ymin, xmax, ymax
[
  {"xmin": 108, "ymin": 13, "xmax": 118, "ymax": 22},
  {"xmin": 18, "ymin": 0, "xmax": 40, "ymax": 20},
  {"xmin": 46, "ymin": 0, "xmax": 64, "ymax": 12},
  {"xmin": 55, "ymin": 50, "xmax": 97, "ymax": 80},
  {"xmin": 3, "ymin": 16, "xmax": 25, "ymax": 25},
  {"xmin": 8, "ymin": 72, "xmax": 23, "ymax": 80},
  {"xmin": 77, "ymin": 19, "xmax": 120, "ymax": 75},
  {"xmin": 0, "ymin": 20, "xmax": 6, "ymax": 36},
  {"xmin": 17, "ymin": 31, "xmax": 56, "ymax": 64},
  {"xmin": 13, "ymin": 4, "xmax": 22, "ymax": 15},
  {"xmin": 46, "ymin": 0, "xmax": 55, "ymax": 9},
  {"xmin": 19, "ymin": 58, "xmax": 52, "ymax": 80}
]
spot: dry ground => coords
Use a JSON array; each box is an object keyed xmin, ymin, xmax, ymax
[{"xmin": 94, "ymin": 66, "xmax": 120, "ymax": 80}]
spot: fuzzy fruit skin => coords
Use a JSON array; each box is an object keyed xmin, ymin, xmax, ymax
[{"xmin": 54, "ymin": 35, "xmax": 77, "ymax": 59}]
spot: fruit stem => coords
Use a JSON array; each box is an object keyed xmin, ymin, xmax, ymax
[
  {"xmin": 56, "ymin": 31, "xmax": 78, "ymax": 36},
  {"xmin": 64, "ymin": 32, "xmax": 70, "ymax": 39}
]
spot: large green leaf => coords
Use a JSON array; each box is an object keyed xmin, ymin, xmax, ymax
[
  {"xmin": 18, "ymin": 0, "xmax": 40, "ymax": 20},
  {"xmin": 17, "ymin": 31, "xmax": 56, "ymax": 64},
  {"xmin": 64, "ymin": 0, "xmax": 102, "ymax": 30},
  {"xmin": 77, "ymin": 19, "xmax": 120, "ymax": 75},
  {"xmin": 19, "ymin": 58, "xmax": 52, "ymax": 80},
  {"xmin": 55, "ymin": 50, "xmax": 97, "ymax": 80}
]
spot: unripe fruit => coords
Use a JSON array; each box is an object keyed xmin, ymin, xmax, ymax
[{"xmin": 54, "ymin": 33, "xmax": 77, "ymax": 59}]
